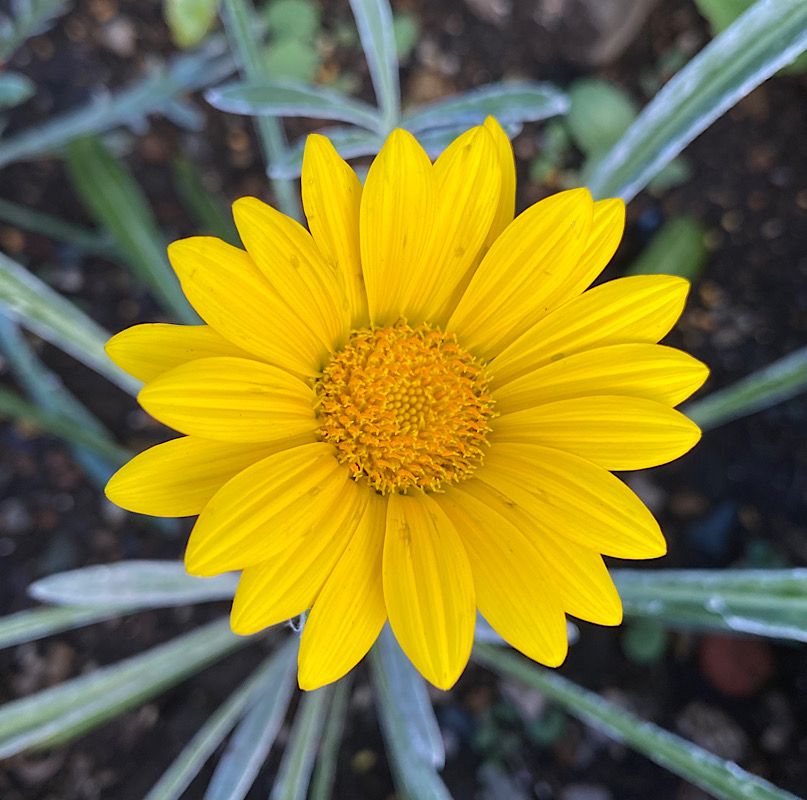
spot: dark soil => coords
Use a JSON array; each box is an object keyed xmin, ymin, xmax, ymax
[{"xmin": 1, "ymin": 0, "xmax": 806, "ymax": 798}]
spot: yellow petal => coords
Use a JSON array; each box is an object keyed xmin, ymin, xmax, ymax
[
  {"xmin": 383, "ymin": 493, "xmax": 475, "ymax": 690},
  {"xmin": 360, "ymin": 129, "xmax": 436, "ymax": 326},
  {"xmin": 138, "ymin": 356, "xmax": 318, "ymax": 442},
  {"xmin": 106, "ymin": 323, "xmax": 250, "ymax": 383},
  {"xmin": 448, "ymin": 188, "xmax": 594, "ymax": 357},
  {"xmin": 230, "ymin": 478, "xmax": 368, "ymax": 635},
  {"xmin": 490, "ymin": 275, "xmax": 690, "ymax": 387},
  {"xmin": 437, "ymin": 488, "xmax": 568, "ymax": 666},
  {"xmin": 537, "ymin": 198, "xmax": 625, "ymax": 312},
  {"xmin": 298, "ymin": 493, "xmax": 387, "ymax": 689},
  {"xmin": 405, "ymin": 125, "xmax": 500, "ymax": 323},
  {"xmin": 493, "ymin": 343, "xmax": 709, "ymax": 415},
  {"xmin": 477, "ymin": 443, "xmax": 666, "ymax": 559},
  {"xmin": 491, "ymin": 396, "xmax": 702, "ymax": 470},
  {"xmin": 460, "ymin": 480, "xmax": 623, "ymax": 625},
  {"xmin": 232, "ymin": 196, "xmax": 350, "ymax": 351},
  {"xmin": 168, "ymin": 237, "xmax": 327, "ymax": 376},
  {"xmin": 482, "ymin": 116, "xmax": 516, "ymax": 251},
  {"xmin": 301, "ymin": 134, "xmax": 368, "ymax": 326},
  {"xmin": 185, "ymin": 442, "xmax": 345, "ymax": 576},
  {"xmin": 105, "ymin": 436, "xmax": 297, "ymax": 517}
]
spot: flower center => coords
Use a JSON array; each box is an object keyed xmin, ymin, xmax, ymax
[{"xmin": 315, "ymin": 321, "xmax": 495, "ymax": 494}]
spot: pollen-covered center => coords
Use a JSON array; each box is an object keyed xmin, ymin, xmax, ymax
[{"xmin": 315, "ymin": 321, "xmax": 495, "ymax": 494}]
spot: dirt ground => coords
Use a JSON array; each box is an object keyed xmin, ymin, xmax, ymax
[{"xmin": 1, "ymin": 0, "xmax": 806, "ymax": 798}]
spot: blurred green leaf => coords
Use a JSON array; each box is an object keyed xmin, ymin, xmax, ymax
[
  {"xmin": 625, "ymin": 216, "xmax": 708, "ymax": 281},
  {"xmin": 567, "ymin": 78, "xmax": 637, "ymax": 157},
  {"xmin": 165, "ymin": 0, "xmax": 220, "ymax": 48},
  {"xmin": 309, "ymin": 676, "xmax": 352, "ymax": 800},
  {"xmin": 393, "ymin": 11, "xmax": 419, "ymax": 60},
  {"xmin": 219, "ymin": 0, "xmax": 301, "ymax": 219},
  {"xmin": 475, "ymin": 645, "xmax": 800, "ymax": 800},
  {"xmin": 348, "ymin": 0, "xmax": 400, "ymax": 129},
  {"xmin": 0, "ymin": 251, "xmax": 139, "ymax": 395},
  {"xmin": 0, "ymin": 606, "xmax": 127, "ymax": 652},
  {"xmin": 615, "ymin": 568, "xmax": 807, "ymax": 643},
  {"xmin": 646, "ymin": 156, "xmax": 693, "ymax": 193},
  {"xmin": 0, "ymin": 0, "xmax": 68, "ymax": 61},
  {"xmin": 686, "ymin": 345, "xmax": 807, "ymax": 430},
  {"xmin": 270, "ymin": 686, "xmax": 333, "ymax": 800},
  {"xmin": 370, "ymin": 627, "xmax": 450, "ymax": 800},
  {"xmin": 29, "ymin": 561, "xmax": 238, "ymax": 608},
  {"xmin": 586, "ymin": 0, "xmax": 807, "ymax": 200},
  {"xmin": 621, "ymin": 619, "xmax": 669, "ymax": 665},
  {"xmin": 204, "ymin": 638, "xmax": 297, "ymax": 800},
  {"xmin": 0, "ymin": 198, "xmax": 115, "ymax": 257},
  {"xmin": 404, "ymin": 81, "xmax": 568, "ymax": 133},
  {"xmin": 0, "ymin": 618, "xmax": 251, "ymax": 757},
  {"xmin": 207, "ymin": 78, "xmax": 383, "ymax": 132},
  {"xmin": 0, "ymin": 72, "xmax": 35, "ymax": 109},
  {"xmin": 65, "ymin": 136, "xmax": 196, "ymax": 323},
  {"xmin": 0, "ymin": 386, "xmax": 129, "ymax": 465},
  {"xmin": 264, "ymin": 0, "xmax": 320, "ymax": 41},
  {"xmin": 172, "ymin": 155, "xmax": 239, "ymax": 244},
  {"xmin": 264, "ymin": 39, "xmax": 321, "ymax": 82},
  {"xmin": 0, "ymin": 39, "xmax": 234, "ymax": 168},
  {"xmin": 145, "ymin": 649, "xmax": 292, "ymax": 800},
  {"xmin": 695, "ymin": 0, "xmax": 807, "ymax": 72}
]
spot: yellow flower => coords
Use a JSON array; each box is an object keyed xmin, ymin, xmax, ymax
[{"xmin": 105, "ymin": 118, "xmax": 708, "ymax": 691}]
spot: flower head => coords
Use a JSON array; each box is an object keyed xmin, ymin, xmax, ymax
[{"xmin": 106, "ymin": 119, "xmax": 708, "ymax": 690}]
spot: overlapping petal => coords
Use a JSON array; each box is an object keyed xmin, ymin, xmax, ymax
[
  {"xmin": 230, "ymin": 478, "xmax": 368, "ymax": 634},
  {"xmin": 476, "ymin": 443, "xmax": 667, "ymax": 559},
  {"xmin": 482, "ymin": 116, "xmax": 516, "ymax": 250},
  {"xmin": 185, "ymin": 443, "xmax": 346, "ymax": 576},
  {"xmin": 301, "ymin": 134, "xmax": 367, "ymax": 326},
  {"xmin": 138, "ymin": 356, "xmax": 318, "ymax": 442},
  {"xmin": 233, "ymin": 197, "xmax": 351, "ymax": 352},
  {"xmin": 492, "ymin": 396, "xmax": 702, "ymax": 470},
  {"xmin": 106, "ymin": 323, "xmax": 250, "ymax": 383},
  {"xmin": 384, "ymin": 494, "xmax": 475, "ymax": 690},
  {"xmin": 168, "ymin": 237, "xmax": 328, "ymax": 376},
  {"xmin": 298, "ymin": 493, "xmax": 387, "ymax": 689},
  {"xmin": 493, "ymin": 343, "xmax": 709, "ymax": 415},
  {"xmin": 360, "ymin": 129, "xmax": 436, "ymax": 326},
  {"xmin": 490, "ymin": 275, "xmax": 690, "ymax": 388},
  {"xmin": 105, "ymin": 436, "xmax": 300, "ymax": 517},
  {"xmin": 448, "ymin": 188, "xmax": 594, "ymax": 357},
  {"xmin": 437, "ymin": 487, "xmax": 569, "ymax": 666}
]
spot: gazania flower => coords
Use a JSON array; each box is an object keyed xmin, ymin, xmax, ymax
[{"xmin": 105, "ymin": 118, "xmax": 707, "ymax": 690}]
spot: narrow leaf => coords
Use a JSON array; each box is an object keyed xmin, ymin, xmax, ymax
[
  {"xmin": 204, "ymin": 637, "xmax": 297, "ymax": 800},
  {"xmin": 0, "ymin": 38, "xmax": 234, "ymax": 168},
  {"xmin": 586, "ymin": 0, "xmax": 807, "ymax": 201},
  {"xmin": 0, "ymin": 197, "xmax": 115, "ymax": 257},
  {"xmin": 145, "ymin": 650, "xmax": 291, "ymax": 800},
  {"xmin": 0, "ymin": 618, "xmax": 250, "ymax": 757},
  {"xmin": 29, "ymin": 561, "xmax": 238, "ymax": 608},
  {"xmin": 615, "ymin": 568, "xmax": 807, "ymax": 643},
  {"xmin": 172, "ymin": 155, "xmax": 240, "ymax": 244},
  {"xmin": 207, "ymin": 79, "xmax": 383, "ymax": 133},
  {"xmin": 348, "ymin": 0, "xmax": 400, "ymax": 129},
  {"xmin": 309, "ymin": 676, "xmax": 352, "ymax": 800},
  {"xmin": 686, "ymin": 345, "xmax": 807, "ymax": 431},
  {"xmin": 65, "ymin": 136, "xmax": 196, "ymax": 323},
  {"xmin": 0, "ymin": 387, "xmax": 129, "ymax": 465},
  {"xmin": 0, "ymin": 606, "xmax": 126, "ymax": 652},
  {"xmin": 270, "ymin": 685, "xmax": 333, "ymax": 800},
  {"xmin": 625, "ymin": 216, "xmax": 708, "ymax": 281},
  {"xmin": 219, "ymin": 0, "xmax": 301, "ymax": 219},
  {"xmin": 0, "ymin": 71, "xmax": 36, "ymax": 109},
  {"xmin": 369, "ymin": 627, "xmax": 450, "ymax": 800},
  {"xmin": 476, "ymin": 645, "xmax": 799, "ymax": 800},
  {"xmin": 0, "ymin": 251, "xmax": 139, "ymax": 395},
  {"xmin": 404, "ymin": 81, "xmax": 569, "ymax": 133}
]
